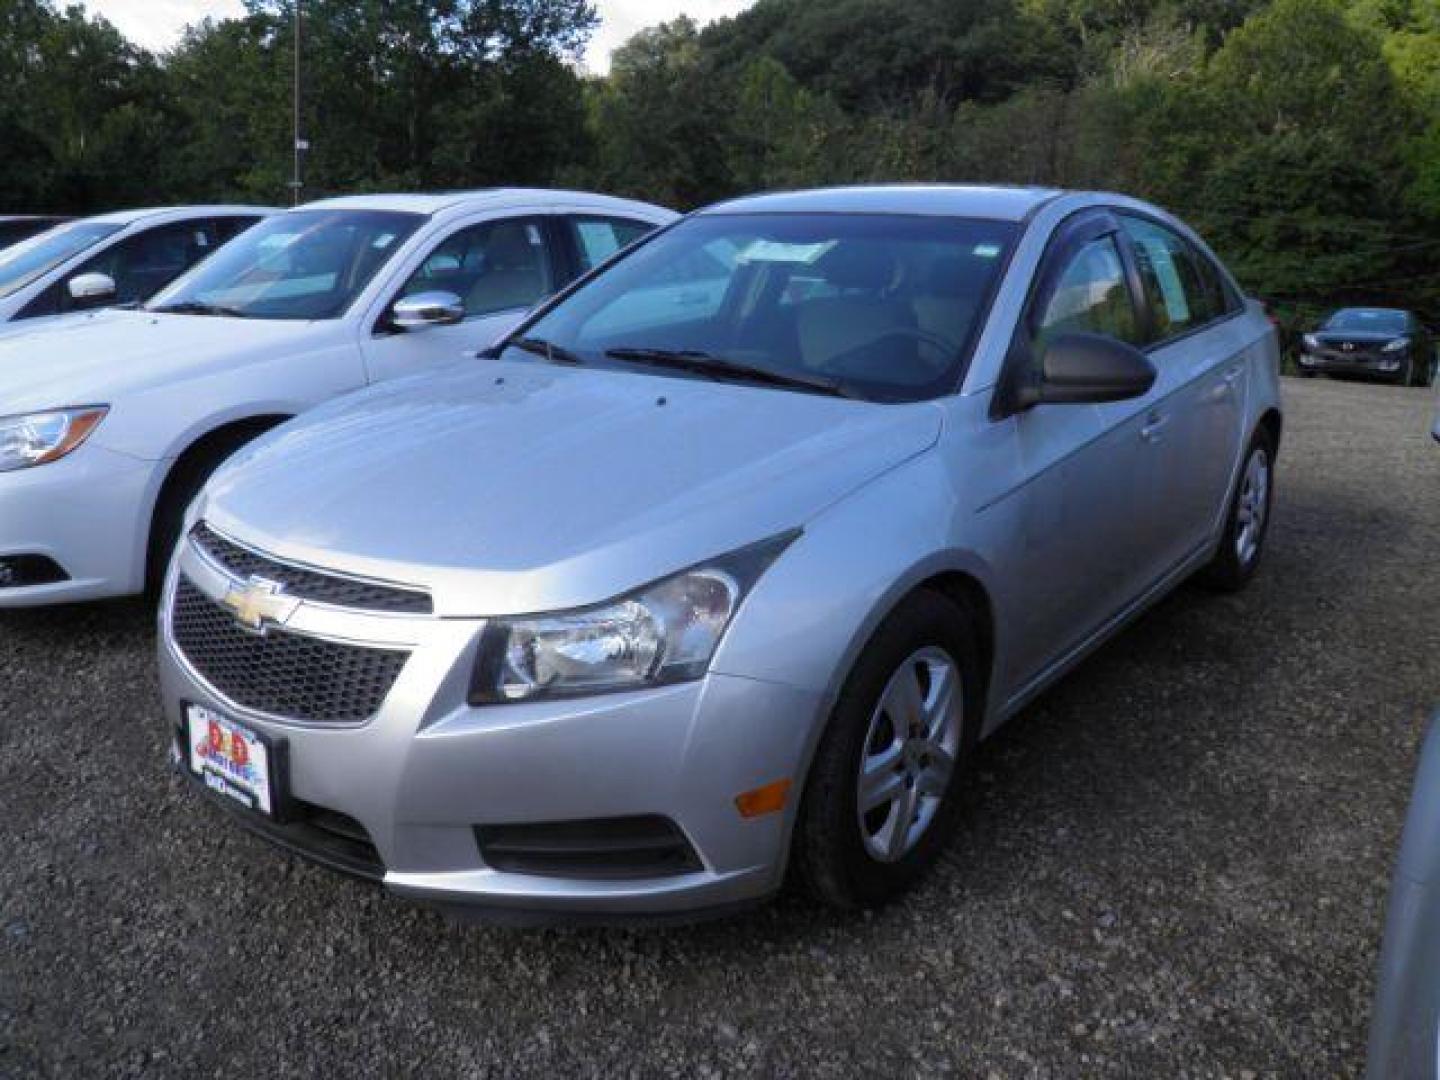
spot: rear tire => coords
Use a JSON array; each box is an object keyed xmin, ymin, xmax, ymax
[
  {"xmin": 1196, "ymin": 429, "xmax": 1275, "ymax": 593},
  {"xmin": 793, "ymin": 590, "xmax": 984, "ymax": 910}
]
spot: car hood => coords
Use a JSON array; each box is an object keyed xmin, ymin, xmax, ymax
[
  {"xmin": 1312, "ymin": 329, "xmax": 1405, "ymax": 345},
  {"xmin": 201, "ymin": 360, "xmax": 943, "ymax": 616},
  {"xmin": 0, "ymin": 309, "xmax": 324, "ymax": 414}
]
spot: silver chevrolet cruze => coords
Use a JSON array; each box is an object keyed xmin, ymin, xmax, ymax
[{"xmin": 157, "ymin": 186, "xmax": 1282, "ymax": 921}]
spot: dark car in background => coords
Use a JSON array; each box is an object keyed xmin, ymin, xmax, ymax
[
  {"xmin": 1299, "ymin": 307, "xmax": 1436, "ymax": 387},
  {"xmin": 0, "ymin": 215, "xmax": 70, "ymax": 252}
]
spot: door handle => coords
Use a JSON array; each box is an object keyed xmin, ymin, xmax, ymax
[
  {"xmin": 1223, "ymin": 364, "xmax": 1244, "ymax": 385},
  {"xmin": 1140, "ymin": 414, "xmax": 1170, "ymax": 443}
]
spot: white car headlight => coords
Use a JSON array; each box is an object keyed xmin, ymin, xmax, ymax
[
  {"xmin": 1302, "ymin": 334, "xmax": 1320, "ymax": 351},
  {"xmin": 0, "ymin": 407, "xmax": 108, "ymax": 473},
  {"xmin": 470, "ymin": 533, "xmax": 797, "ymax": 704},
  {"xmin": 1382, "ymin": 337, "xmax": 1410, "ymax": 353}
]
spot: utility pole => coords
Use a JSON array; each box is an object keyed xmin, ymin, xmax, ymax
[{"xmin": 289, "ymin": 0, "xmax": 307, "ymax": 205}]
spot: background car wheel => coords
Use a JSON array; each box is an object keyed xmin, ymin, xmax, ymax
[
  {"xmin": 793, "ymin": 589, "xmax": 984, "ymax": 910},
  {"xmin": 1196, "ymin": 429, "xmax": 1276, "ymax": 593}
]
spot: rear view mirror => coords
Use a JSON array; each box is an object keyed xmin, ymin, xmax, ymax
[
  {"xmin": 67, "ymin": 272, "xmax": 117, "ymax": 308},
  {"xmin": 391, "ymin": 291, "xmax": 464, "ymax": 332},
  {"xmin": 1023, "ymin": 332, "xmax": 1156, "ymax": 407}
]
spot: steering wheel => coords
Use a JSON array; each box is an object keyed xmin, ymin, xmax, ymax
[{"xmin": 822, "ymin": 328, "xmax": 959, "ymax": 380}]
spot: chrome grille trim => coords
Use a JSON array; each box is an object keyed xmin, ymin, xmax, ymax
[{"xmin": 191, "ymin": 522, "xmax": 433, "ymax": 615}]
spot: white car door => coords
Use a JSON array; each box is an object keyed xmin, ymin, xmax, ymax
[
  {"xmin": 1117, "ymin": 214, "xmax": 1247, "ymax": 569},
  {"xmin": 358, "ymin": 211, "xmax": 561, "ymax": 385}
]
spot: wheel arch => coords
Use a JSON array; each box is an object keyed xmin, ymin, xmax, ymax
[
  {"xmin": 142, "ymin": 413, "xmax": 292, "ymax": 584},
  {"xmin": 1257, "ymin": 407, "xmax": 1282, "ymax": 458}
]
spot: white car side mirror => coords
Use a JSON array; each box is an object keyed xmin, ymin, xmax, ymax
[
  {"xmin": 68, "ymin": 272, "xmax": 117, "ymax": 306},
  {"xmin": 391, "ymin": 291, "xmax": 465, "ymax": 332}
]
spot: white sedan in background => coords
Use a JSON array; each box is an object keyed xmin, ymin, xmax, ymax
[
  {"xmin": 0, "ymin": 206, "xmax": 272, "ymax": 337},
  {"xmin": 0, "ymin": 188, "xmax": 674, "ymax": 605}
]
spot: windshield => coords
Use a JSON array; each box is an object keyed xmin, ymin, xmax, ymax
[
  {"xmin": 1324, "ymin": 308, "xmax": 1408, "ymax": 333},
  {"xmin": 505, "ymin": 212, "xmax": 1019, "ymax": 402},
  {"xmin": 147, "ymin": 210, "xmax": 423, "ymax": 320},
  {"xmin": 0, "ymin": 220, "xmax": 123, "ymax": 299}
]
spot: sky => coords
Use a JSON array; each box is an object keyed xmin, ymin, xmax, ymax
[{"xmin": 79, "ymin": 1, "xmax": 757, "ymax": 72}]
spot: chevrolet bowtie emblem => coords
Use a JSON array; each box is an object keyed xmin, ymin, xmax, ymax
[{"xmin": 221, "ymin": 576, "xmax": 300, "ymax": 634}]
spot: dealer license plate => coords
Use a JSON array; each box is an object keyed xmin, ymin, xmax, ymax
[{"xmin": 184, "ymin": 704, "xmax": 277, "ymax": 817}]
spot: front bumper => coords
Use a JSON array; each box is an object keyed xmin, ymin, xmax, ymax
[
  {"xmin": 0, "ymin": 443, "xmax": 155, "ymax": 607},
  {"xmin": 1298, "ymin": 350, "xmax": 1406, "ymax": 379},
  {"xmin": 157, "ymin": 538, "xmax": 824, "ymax": 920}
]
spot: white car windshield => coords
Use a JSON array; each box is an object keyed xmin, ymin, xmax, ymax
[
  {"xmin": 508, "ymin": 212, "xmax": 1018, "ymax": 402},
  {"xmin": 0, "ymin": 220, "xmax": 124, "ymax": 299},
  {"xmin": 147, "ymin": 210, "xmax": 423, "ymax": 320}
]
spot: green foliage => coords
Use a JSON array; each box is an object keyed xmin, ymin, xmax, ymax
[{"xmin": 0, "ymin": 0, "xmax": 1435, "ymax": 324}]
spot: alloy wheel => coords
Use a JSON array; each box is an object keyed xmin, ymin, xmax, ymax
[
  {"xmin": 855, "ymin": 646, "xmax": 963, "ymax": 863},
  {"xmin": 1235, "ymin": 445, "xmax": 1271, "ymax": 566}
]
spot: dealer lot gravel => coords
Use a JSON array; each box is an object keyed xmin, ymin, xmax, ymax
[{"xmin": 1, "ymin": 376, "xmax": 1436, "ymax": 1076}]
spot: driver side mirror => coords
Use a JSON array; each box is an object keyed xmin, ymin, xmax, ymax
[
  {"xmin": 390, "ymin": 291, "xmax": 465, "ymax": 332},
  {"xmin": 1016, "ymin": 332, "xmax": 1157, "ymax": 409},
  {"xmin": 67, "ymin": 272, "xmax": 117, "ymax": 309}
]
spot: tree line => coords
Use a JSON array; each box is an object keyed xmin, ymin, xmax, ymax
[{"xmin": 1, "ymin": 0, "xmax": 1437, "ymax": 331}]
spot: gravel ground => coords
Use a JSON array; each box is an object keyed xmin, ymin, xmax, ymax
[{"xmin": 2, "ymin": 376, "xmax": 1437, "ymax": 1079}]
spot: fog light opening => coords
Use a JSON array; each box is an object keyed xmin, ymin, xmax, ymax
[{"xmin": 0, "ymin": 555, "xmax": 68, "ymax": 589}]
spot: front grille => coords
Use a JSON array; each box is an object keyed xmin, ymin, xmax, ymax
[
  {"xmin": 170, "ymin": 576, "xmax": 409, "ymax": 724},
  {"xmin": 192, "ymin": 523, "xmax": 432, "ymax": 614},
  {"xmin": 1323, "ymin": 339, "xmax": 1383, "ymax": 358},
  {"xmin": 474, "ymin": 816, "xmax": 702, "ymax": 880}
]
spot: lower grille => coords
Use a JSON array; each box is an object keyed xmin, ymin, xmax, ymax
[
  {"xmin": 170, "ymin": 576, "xmax": 409, "ymax": 725},
  {"xmin": 196, "ymin": 780, "xmax": 385, "ymax": 881},
  {"xmin": 475, "ymin": 816, "xmax": 702, "ymax": 880}
]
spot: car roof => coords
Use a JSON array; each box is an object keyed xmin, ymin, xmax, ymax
[
  {"xmin": 296, "ymin": 189, "xmax": 674, "ymax": 219},
  {"xmin": 83, "ymin": 205, "xmax": 278, "ymax": 225},
  {"xmin": 698, "ymin": 184, "xmax": 1065, "ymax": 222}
]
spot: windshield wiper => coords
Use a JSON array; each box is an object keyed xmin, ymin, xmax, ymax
[
  {"xmin": 604, "ymin": 347, "xmax": 857, "ymax": 399},
  {"xmin": 511, "ymin": 336, "xmax": 584, "ymax": 367},
  {"xmin": 149, "ymin": 300, "xmax": 249, "ymax": 318}
]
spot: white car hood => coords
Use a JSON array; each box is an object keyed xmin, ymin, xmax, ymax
[
  {"xmin": 202, "ymin": 359, "xmax": 943, "ymax": 616},
  {"xmin": 0, "ymin": 310, "xmax": 325, "ymax": 417}
]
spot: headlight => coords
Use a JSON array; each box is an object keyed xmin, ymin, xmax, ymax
[
  {"xmin": 469, "ymin": 532, "xmax": 797, "ymax": 704},
  {"xmin": 0, "ymin": 407, "xmax": 108, "ymax": 473},
  {"xmin": 1302, "ymin": 334, "xmax": 1320, "ymax": 351},
  {"xmin": 1382, "ymin": 337, "xmax": 1410, "ymax": 353}
]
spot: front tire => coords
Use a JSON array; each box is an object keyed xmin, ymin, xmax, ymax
[
  {"xmin": 1196, "ymin": 430, "xmax": 1275, "ymax": 592},
  {"xmin": 793, "ymin": 590, "xmax": 984, "ymax": 910}
]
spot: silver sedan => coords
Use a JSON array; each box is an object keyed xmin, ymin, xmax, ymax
[{"xmin": 157, "ymin": 185, "xmax": 1283, "ymax": 921}]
